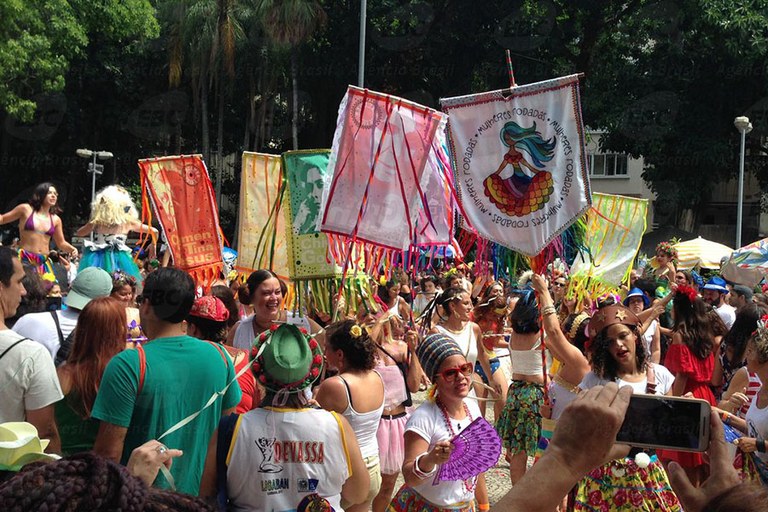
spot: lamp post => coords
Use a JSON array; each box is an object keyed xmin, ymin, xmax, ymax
[
  {"xmin": 76, "ymin": 148, "xmax": 113, "ymax": 240},
  {"xmin": 358, "ymin": 0, "xmax": 366, "ymax": 87},
  {"xmin": 734, "ymin": 117, "xmax": 753, "ymax": 248}
]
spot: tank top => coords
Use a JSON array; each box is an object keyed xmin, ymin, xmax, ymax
[
  {"xmin": 746, "ymin": 390, "xmax": 768, "ymax": 463},
  {"xmin": 226, "ymin": 408, "xmax": 350, "ymax": 511},
  {"xmin": 233, "ymin": 312, "xmax": 311, "ymax": 351},
  {"xmin": 739, "ymin": 372, "xmax": 762, "ymax": 418},
  {"xmin": 435, "ymin": 323, "xmax": 478, "ymax": 366},
  {"xmin": 509, "ymin": 339, "xmax": 543, "ymax": 376},
  {"xmin": 338, "ymin": 375, "xmax": 385, "ymax": 459}
]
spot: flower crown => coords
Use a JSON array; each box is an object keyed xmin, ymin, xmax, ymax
[
  {"xmin": 675, "ymin": 285, "xmax": 697, "ymax": 303},
  {"xmin": 655, "ymin": 241, "xmax": 678, "ymax": 259},
  {"xmin": 249, "ymin": 324, "xmax": 323, "ymax": 392}
]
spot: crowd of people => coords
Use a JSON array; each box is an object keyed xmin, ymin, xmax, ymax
[{"xmin": 2, "ymin": 183, "xmax": 768, "ymax": 511}]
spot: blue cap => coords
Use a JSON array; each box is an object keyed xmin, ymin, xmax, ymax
[
  {"xmin": 623, "ymin": 288, "xmax": 650, "ymax": 309},
  {"xmin": 702, "ymin": 276, "xmax": 729, "ymax": 294}
]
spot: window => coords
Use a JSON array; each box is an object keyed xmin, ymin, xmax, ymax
[{"xmin": 587, "ymin": 153, "xmax": 628, "ymax": 177}]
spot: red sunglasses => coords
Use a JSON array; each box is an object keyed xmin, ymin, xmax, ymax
[{"xmin": 439, "ymin": 362, "xmax": 473, "ymax": 382}]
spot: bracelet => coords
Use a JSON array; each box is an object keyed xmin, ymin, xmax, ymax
[
  {"xmin": 413, "ymin": 452, "xmax": 437, "ymax": 479},
  {"xmin": 759, "ymin": 438, "xmax": 766, "ymax": 453},
  {"xmin": 541, "ymin": 305, "xmax": 557, "ymax": 316},
  {"xmin": 721, "ymin": 411, "xmax": 732, "ymax": 426}
]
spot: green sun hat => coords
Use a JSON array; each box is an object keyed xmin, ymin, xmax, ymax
[{"xmin": 250, "ymin": 323, "xmax": 324, "ymax": 393}]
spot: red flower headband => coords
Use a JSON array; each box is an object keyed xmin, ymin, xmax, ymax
[{"xmin": 676, "ymin": 285, "xmax": 697, "ymax": 303}]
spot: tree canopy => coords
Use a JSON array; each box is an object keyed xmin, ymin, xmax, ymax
[{"xmin": 2, "ymin": 0, "xmax": 768, "ymax": 237}]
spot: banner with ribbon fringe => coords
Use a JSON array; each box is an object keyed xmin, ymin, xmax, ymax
[
  {"xmin": 441, "ymin": 74, "xmax": 591, "ymax": 258},
  {"xmin": 283, "ymin": 149, "xmax": 342, "ymax": 280},
  {"xmin": 139, "ymin": 154, "xmax": 223, "ymax": 287},
  {"xmin": 236, "ymin": 152, "xmax": 289, "ymax": 280},
  {"xmin": 569, "ymin": 193, "xmax": 648, "ymax": 300},
  {"xmin": 319, "ymin": 86, "xmax": 449, "ymax": 274}
]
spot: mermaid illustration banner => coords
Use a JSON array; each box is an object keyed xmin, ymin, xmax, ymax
[
  {"xmin": 319, "ymin": 86, "xmax": 448, "ymax": 255},
  {"xmin": 570, "ymin": 193, "xmax": 648, "ymax": 290},
  {"xmin": 283, "ymin": 150, "xmax": 342, "ymax": 280},
  {"xmin": 236, "ymin": 152, "xmax": 290, "ymax": 280},
  {"xmin": 441, "ymin": 74, "xmax": 591, "ymax": 257},
  {"xmin": 138, "ymin": 154, "xmax": 224, "ymax": 285}
]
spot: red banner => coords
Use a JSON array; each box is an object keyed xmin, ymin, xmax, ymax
[{"xmin": 139, "ymin": 155, "xmax": 223, "ymax": 286}]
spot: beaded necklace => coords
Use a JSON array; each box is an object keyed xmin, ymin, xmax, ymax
[{"xmin": 436, "ymin": 398, "xmax": 476, "ymax": 494}]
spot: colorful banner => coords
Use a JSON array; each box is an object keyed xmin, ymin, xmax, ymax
[
  {"xmin": 569, "ymin": 193, "xmax": 648, "ymax": 292},
  {"xmin": 139, "ymin": 154, "xmax": 223, "ymax": 285},
  {"xmin": 236, "ymin": 152, "xmax": 289, "ymax": 279},
  {"xmin": 414, "ymin": 139, "xmax": 456, "ymax": 248},
  {"xmin": 441, "ymin": 74, "xmax": 592, "ymax": 257},
  {"xmin": 283, "ymin": 150, "xmax": 341, "ymax": 280},
  {"xmin": 320, "ymin": 86, "xmax": 448, "ymax": 253},
  {"xmin": 722, "ymin": 238, "xmax": 767, "ymax": 287}
]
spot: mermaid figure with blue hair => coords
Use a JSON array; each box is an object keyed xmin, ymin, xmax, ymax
[{"xmin": 484, "ymin": 121, "xmax": 556, "ymax": 217}]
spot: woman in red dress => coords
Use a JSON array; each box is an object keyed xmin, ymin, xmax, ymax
[{"xmin": 660, "ymin": 285, "xmax": 716, "ymax": 486}]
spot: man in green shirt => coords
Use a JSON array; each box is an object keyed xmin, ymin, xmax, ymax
[{"xmin": 92, "ymin": 268, "xmax": 241, "ymax": 495}]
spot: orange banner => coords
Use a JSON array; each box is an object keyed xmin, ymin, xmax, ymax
[{"xmin": 139, "ymin": 155, "xmax": 223, "ymax": 286}]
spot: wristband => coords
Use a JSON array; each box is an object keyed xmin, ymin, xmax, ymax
[
  {"xmin": 721, "ymin": 411, "xmax": 732, "ymax": 426},
  {"xmin": 759, "ymin": 438, "xmax": 766, "ymax": 453},
  {"xmin": 413, "ymin": 452, "xmax": 437, "ymax": 479}
]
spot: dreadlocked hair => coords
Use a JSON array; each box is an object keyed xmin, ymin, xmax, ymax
[
  {"xmin": 589, "ymin": 324, "xmax": 648, "ymax": 381},
  {"xmin": 0, "ymin": 452, "xmax": 214, "ymax": 511},
  {"xmin": 419, "ymin": 287, "xmax": 466, "ymax": 329},
  {"xmin": 672, "ymin": 289, "xmax": 715, "ymax": 359}
]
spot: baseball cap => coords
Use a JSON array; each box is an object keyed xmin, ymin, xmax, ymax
[{"xmin": 63, "ymin": 267, "xmax": 113, "ymax": 310}]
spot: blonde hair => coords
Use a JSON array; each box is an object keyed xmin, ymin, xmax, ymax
[{"xmin": 89, "ymin": 185, "xmax": 139, "ymax": 226}]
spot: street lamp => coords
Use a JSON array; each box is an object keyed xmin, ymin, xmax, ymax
[
  {"xmin": 734, "ymin": 116, "xmax": 753, "ymax": 248},
  {"xmin": 358, "ymin": 0, "xmax": 367, "ymax": 87},
  {"xmin": 76, "ymin": 148, "xmax": 113, "ymax": 240}
]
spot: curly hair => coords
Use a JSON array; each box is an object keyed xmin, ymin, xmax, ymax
[
  {"xmin": 589, "ymin": 324, "xmax": 648, "ymax": 381},
  {"xmin": 327, "ymin": 320, "xmax": 377, "ymax": 371},
  {"xmin": 89, "ymin": 185, "xmax": 139, "ymax": 226},
  {"xmin": 672, "ymin": 289, "xmax": 716, "ymax": 359},
  {"xmin": 0, "ymin": 452, "xmax": 214, "ymax": 511}
]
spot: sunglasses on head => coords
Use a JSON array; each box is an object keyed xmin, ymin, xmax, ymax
[{"xmin": 439, "ymin": 362, "xmax": 473, "ymax": 382}]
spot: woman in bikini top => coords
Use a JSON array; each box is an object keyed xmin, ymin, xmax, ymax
[{"xmin": 0, "ymin": 182, "xmax": 78, "ymax": 266}]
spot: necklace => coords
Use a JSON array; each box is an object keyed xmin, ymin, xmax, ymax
[{"xmin": 437, "ymin": 398, "xmax": 476, "ymax": 494}]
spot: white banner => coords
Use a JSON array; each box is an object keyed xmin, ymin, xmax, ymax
[{"xmin": 441, "ymin": 75, "xmax": 591, "ymax": 256}]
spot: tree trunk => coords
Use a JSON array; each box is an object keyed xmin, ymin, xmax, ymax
[{"xmin": 201, "ymin": 76, "xmax": 211, "ymax": 163}]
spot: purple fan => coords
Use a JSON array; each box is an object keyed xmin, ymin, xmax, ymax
[{"xmin": 435, "ymin": 417, "xmax": 502, "ymax": 483}]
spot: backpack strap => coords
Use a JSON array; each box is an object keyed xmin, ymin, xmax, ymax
[
  {"xmin": 206, "ymin": 341, "xmax": 230, "ymax": 365},
  {"xmin": 216, "ymin": 413, "xmax": 241, "ymax": 511},
  {"xmin": 0, "ymin": 338, "xmax": 28, "ymax": 361},
  {"xmin": 50, "ymin": 311, "xmax": 64, "ymax": 346},
  {"xmin": 137, "ymin": 344, "xmax": 147, "ymax": 395}
]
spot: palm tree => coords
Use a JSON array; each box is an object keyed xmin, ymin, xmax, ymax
[{"xmin": 254, "ymin": 0, "xmax": 326, "ymax": 150}]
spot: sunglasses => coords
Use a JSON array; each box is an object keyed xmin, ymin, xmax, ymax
[
  {"xmin": 553, "ymin": 282, "xmax": 566, "ymax": 288},
  {"xmin": 439, "ymin": 362, "xmax": 473, "ymax": 382}
]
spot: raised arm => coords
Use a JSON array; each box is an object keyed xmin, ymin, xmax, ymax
[
  {"xmin": 0, "ymin": 204, "xmax": 29, "ymax": 226},
  {"xmin": 531, "ymin": 274, "xmax": 589, "ymax": 378}
]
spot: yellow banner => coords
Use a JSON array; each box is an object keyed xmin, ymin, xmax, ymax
[{"xmin": 236, "ymin": 152, "xmax": 289, "ymax": 279}]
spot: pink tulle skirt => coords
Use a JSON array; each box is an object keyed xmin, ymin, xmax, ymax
[{"xmin": 377, "ymin": 412, "xmax": 409, "ymax": 475}]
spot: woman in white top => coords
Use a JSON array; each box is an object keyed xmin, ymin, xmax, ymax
[
  {"xmin": 496, "ymin": 289, "xmax": 545, "ymax": 484},
  {"xmin": 228, "ymin": 269, "xmax": 324, "ymax": 350},
  {"xmin": 423, "ymin": 287, "xmax": 495, "ymax": 510},
  {"xmin": 574, "ymin": 304, "xmax": 680, "ymax": 510},
  {"xmin": 390, "ymin": 333, "xmax": 483, "ymax": 512},
  {"xmin": 316, "ymin": 320, "xmax": 385, "ymax": 512},
  {"xmin": 718, "ymin": 317, "xmax": 768, "ymax": 483},
  {"xmin": 377, "ymin": 278, "xmax": 411, "ymax": 320},
  {"xmin": 623, "ymin": 287, "xmax": 661, "ymax": 364},
  {"xmin": 530, "ymin": 274, "xmax": 589, "ymax": 421}
]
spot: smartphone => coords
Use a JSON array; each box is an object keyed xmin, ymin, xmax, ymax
[{"xmin": 616, "ymin": 395, "xmax": 711, "ymax": 452}]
